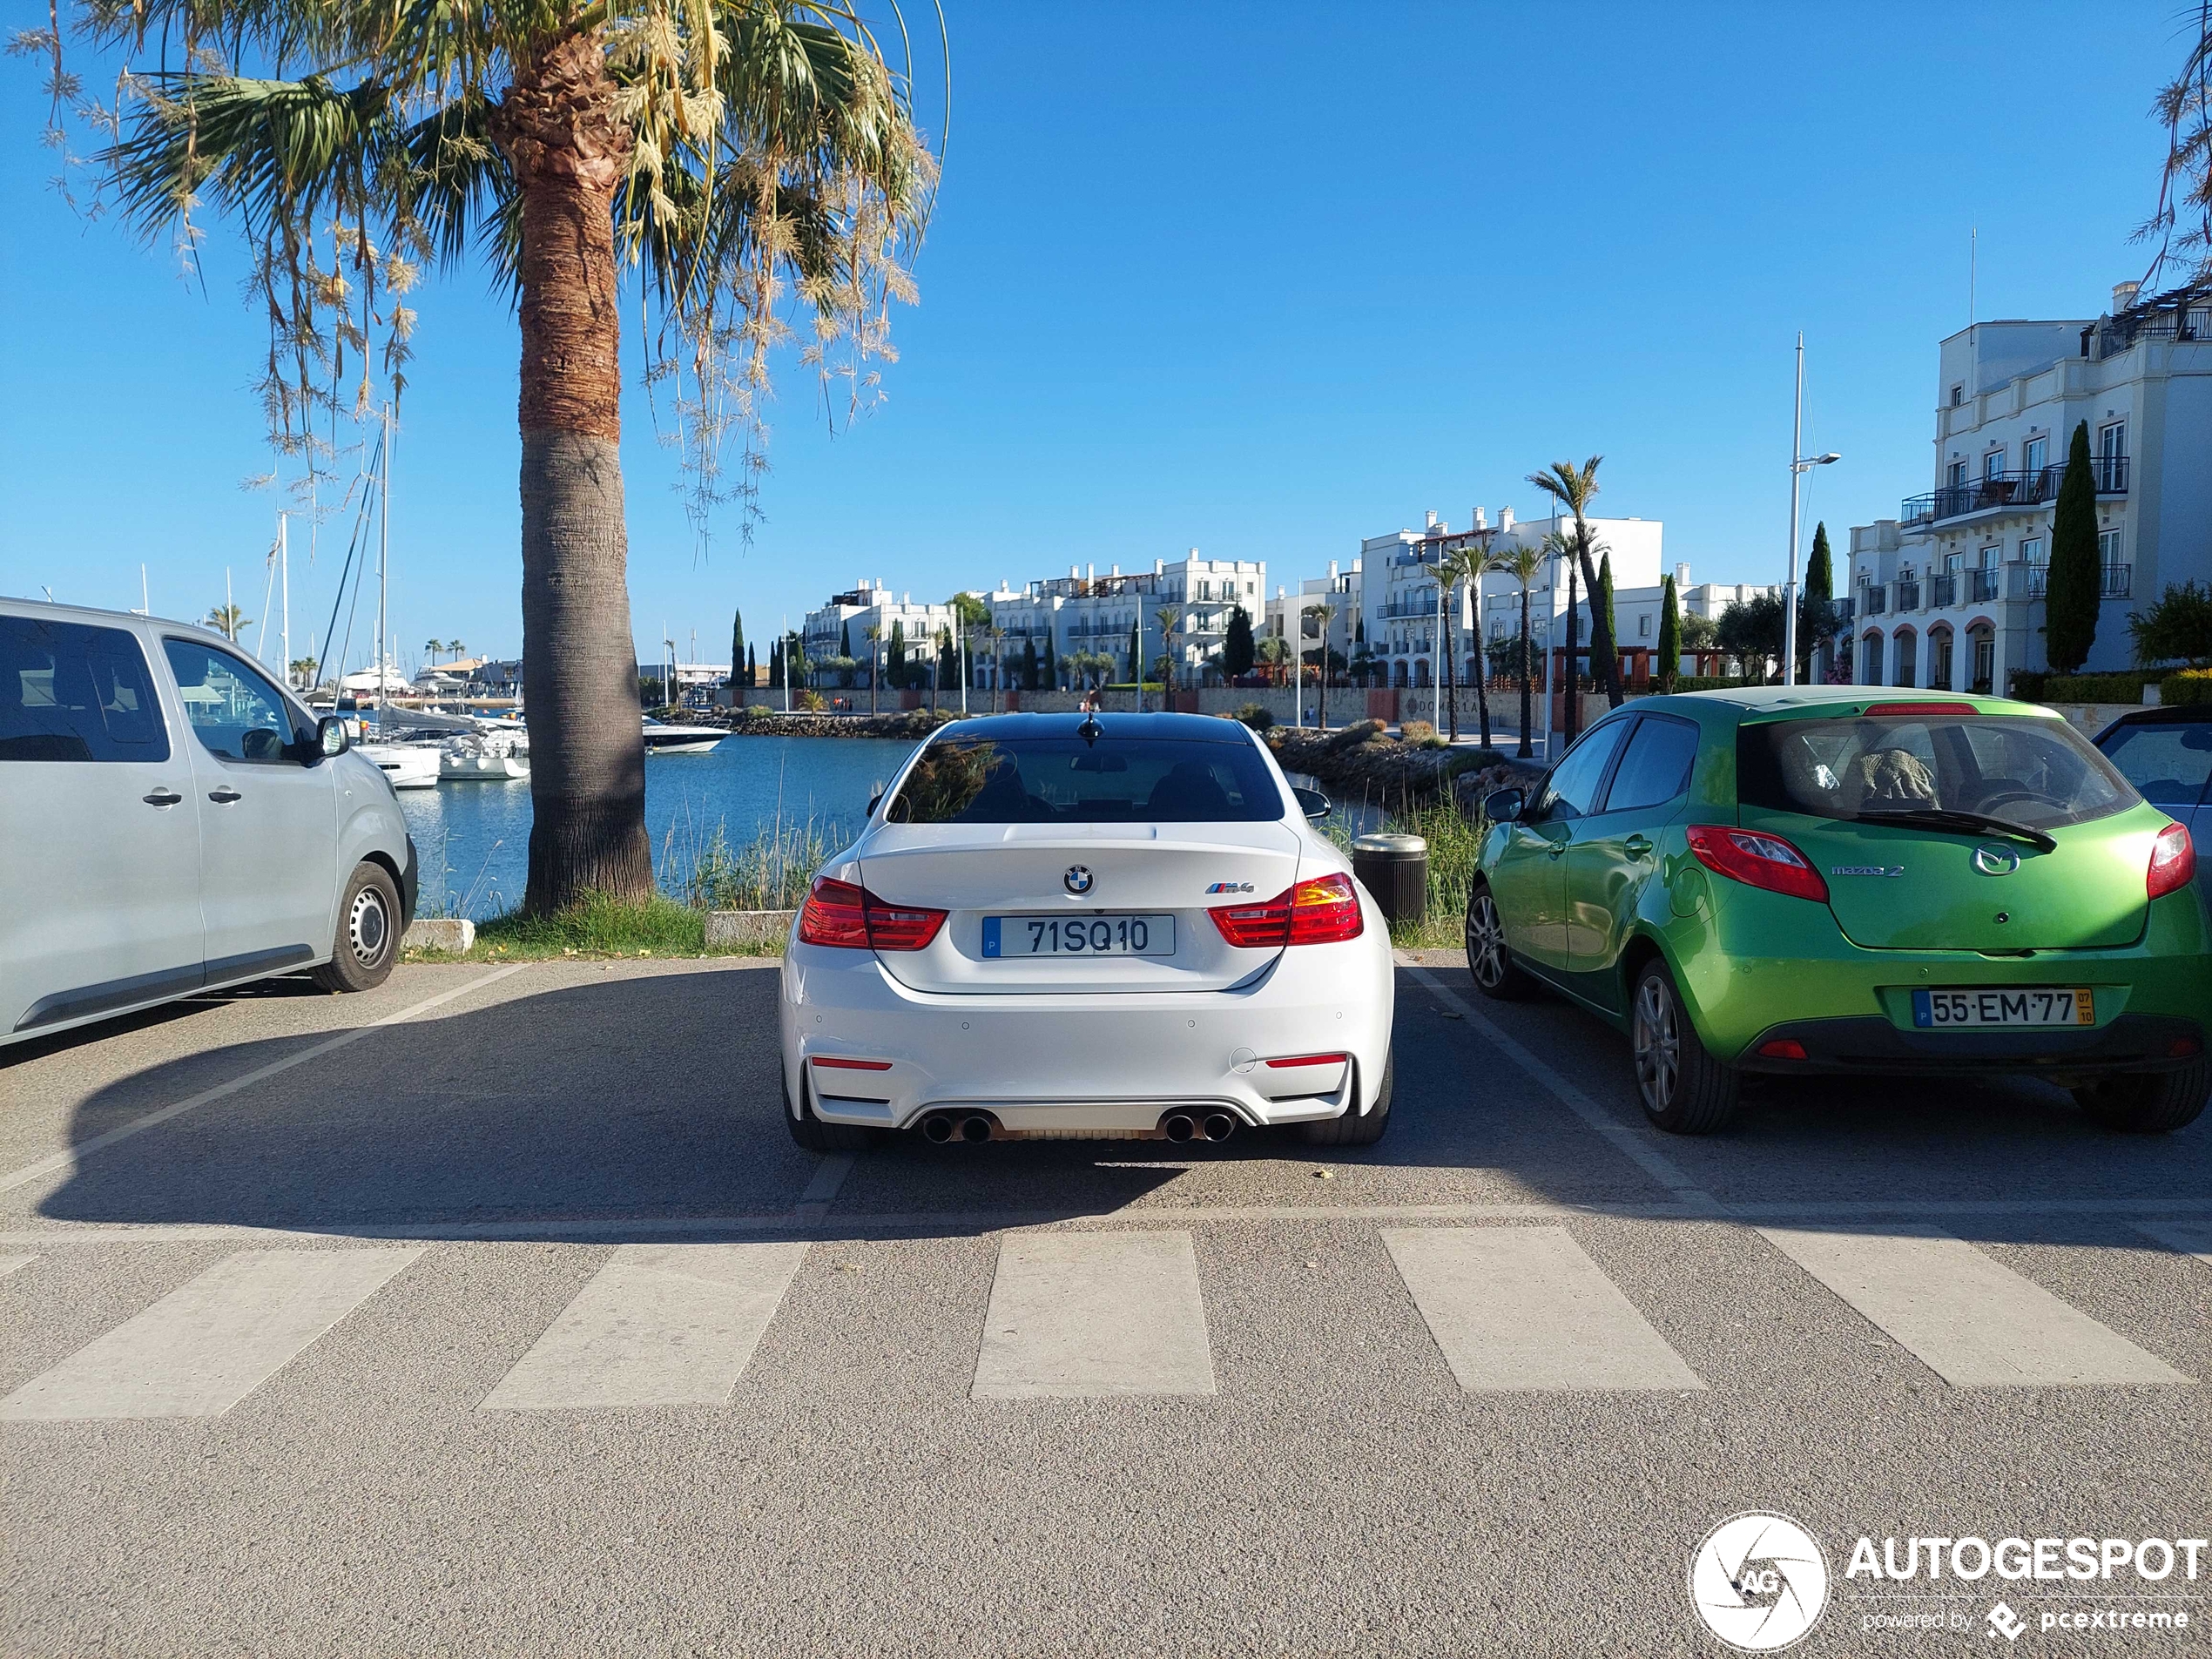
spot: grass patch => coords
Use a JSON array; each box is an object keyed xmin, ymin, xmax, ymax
[
  {"xmin": 1326, "ymin": 793, "xmax": 1481, "ymax": 950},
  {"xmin": 404, "ymin": 894, "xmax": 788, "ymax": 963}
]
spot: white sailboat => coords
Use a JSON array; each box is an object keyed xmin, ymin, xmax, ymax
[
  {"xmin": 358, "ymin": 741, "xmax": 442, "ymax": 789},
  {"xmin": 642, "ymin": 717, "xmax": 726, "ymax": 755}
]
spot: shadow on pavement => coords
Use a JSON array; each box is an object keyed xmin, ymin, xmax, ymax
[{"xmin": 29, "ymin": 964, "xmax": 2208, "ymax": 1246}]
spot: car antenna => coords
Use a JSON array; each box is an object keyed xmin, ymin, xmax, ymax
[{"xmin": 1077, "ymin": 711, "xmax": 1103, "ymax": 746}]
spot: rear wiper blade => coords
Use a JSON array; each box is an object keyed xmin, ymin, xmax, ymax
[{"xmin": 1849, "ymin": 808, "xmax": 2057, "ymax": 853}]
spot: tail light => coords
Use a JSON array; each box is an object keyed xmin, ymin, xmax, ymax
[
  {"xmin": 797, "ymin": 876, "xmax": 947, "ymax": 951},
  {"xmin": 1210, "ymin": 872, "xmax": 1366, "ymax": 948},
  {"xmin": 1685, "ymin": 825, "xmax": 1830, "ymax": 904},
  {"xmin": 2148, "ymin": 822, "xmax": 2196, "ymax": 901}
]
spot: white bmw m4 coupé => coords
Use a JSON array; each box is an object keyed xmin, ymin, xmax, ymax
[{"xmin": 778, "ymin": 712, "xmax": 1396, "ymax": 1150}]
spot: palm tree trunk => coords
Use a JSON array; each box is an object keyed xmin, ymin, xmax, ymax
[
  {"xmin": 1516, "ymin": 588, "xmax": 1533, "ymax": 758},
  {"xmin": 1473, "ymin": 628, "xmax": 1492, "ymax": 752},
  {"xmin": 1573, "ymin": 518, "xmax": 1625, "ymax": 709},
  {"xmin": 496, "ymin": 31, "xmax": 650, "ymax": 914},
  {"xmin": 1442, "ymin": 604, "xmax": 1458, "ymax": 742},
  {"xmin": 1563, "ymin": 565, "xmax": 1581, "ymax": 745}
]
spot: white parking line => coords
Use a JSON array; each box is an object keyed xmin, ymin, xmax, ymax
[
  {"xmin": 2135, "ymin": 1220, "xmax": 2212, "ymax": 1266},
  {"xmin": 0, "ymin": 964, "xmax": 529, "ymax": 1196},
  {"xmin": 1758, "ymin": 1225, "xmax": 2192, "ymax": 1388},
  {"xmin": 1383, "ymin": 1225, "xmax": 1705, "ymax": 1392},
  {"xmin": 795, "ymin": 1155, "xmax": 854, "ymax": 1224},
  {"xmin": 0, "ymin": 1255, "xmax": 36, "ymax": 1279},
  {"xmin": 1401, "ymin": 961, "xmax": 1719, "ymax": 1209},
  {"xmin": 482, "ymin": 1242, "xmax": 811, "ymax": 1412},
  {"xmin": 0, "ymin": 1247, "xmax": 421, "ymax": 1420},
  {"xmin": 972, "ymin": 1231, "xmax": 1217, "ymax": 1399}
]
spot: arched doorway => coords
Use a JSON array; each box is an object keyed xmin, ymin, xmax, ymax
[
  {"xmin": 1892, "ymin": 628, "xmax": 1918, "ymax": 688},
  {"xmin": 1927, "ymin": 624, "xmax": 1955, "ymax": 691},
  {"xmin": 1966, "ymin": 621, "xmax": 1995, "ymax": 693},
  {"xmin": 1860, "ymin": 631, "xmax": 1884, "ymax": 686},
  {"xmin": 1391, "ymin": 660, "xmax": 1408, "ymax": 690},
  {"xmin": 1413, "ymin": 659, "xmax": 1432, "ymax": 689}
]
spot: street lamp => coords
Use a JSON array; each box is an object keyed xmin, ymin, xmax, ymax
[{"xmin": 1782, "ymin": 332, "xmax": 1842, "ymax": 687}]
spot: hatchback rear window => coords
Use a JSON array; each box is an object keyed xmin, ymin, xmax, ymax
[
  {"xmin": 887, "ymin": 735, "xmax": 1283, "ymax": 823},
  {"xmin": 1738, "ymin": 711, "xmax": 2135, "ymax": 832},
  {"xmin": 2096, "ymin": 720, "xmax": 2212, "ymax": 807}
]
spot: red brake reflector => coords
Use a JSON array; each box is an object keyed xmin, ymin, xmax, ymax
[
  {"xmin": 1861, "ymin": 702, "xmax": 1979, "ymax": 716},
  {"xmin": 812, "ymin": 1056, "xmax": 893, "ymax": 1071},
  {"xmin": 2148, "ymin": 821, "xmax": 2196, "ymax": 902},
  {"xmin": 1757, "ymin": 1038, "xmax": 1809, "ymax": 1061},
  {"xmin": 795, "ymin": 875, "xmax": 948, "ymax": 951},
  {"xmin": 2169, "ymin": 1037, "xmax": 2202, "ymax": 1059},
  {"xmin": 1265, "ymin": 1051, "xmax": 1350, "ymax": 1069}
]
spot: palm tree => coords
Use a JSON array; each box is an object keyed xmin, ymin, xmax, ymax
[
  {"xmin": 1484, "ymin": 540, "xmax": 1545, "ymax": 759},
  {"xmin": 205, "ymin": 604, "xmax": 251, "ymax": 642},
  {"xmin": 1303, "ymin": 600, "xmax": 1338, "ymax": 731},
  {"xmin": 1432, "ymin": 544, "xmax": 1492, "ymax": 750},
  {"xmin": 290, "ymin": 656, "xmax": 320, "ymax": 691},
  {"xmin": 1257, "ymin": 634, "xmax": 1287, "ymax": 687},
  {"xmin": 84, "ymin": 3, "xmax": 937, "ymax": 914},
  {"xmin": 448, "ymin": 638, "xmax": 467, "ymax": 661},
  {"xmin": 1527, "ymin": 458, "xmax": 1626, "ymax": 710},
  {"xmin": 1155, "ymin": 606, "xmax": 1182, "ymax": 703},
  {"xmin": 423, "ymin": 638, "xmax": 442, "ymax": 667}
]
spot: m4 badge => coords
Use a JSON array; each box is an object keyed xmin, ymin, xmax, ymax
[{"xmin": 1204, "ymin": 881, "xmax": 1255, "ymax": 894}]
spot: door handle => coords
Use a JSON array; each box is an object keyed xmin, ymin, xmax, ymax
[
  {"xmin": 1547, "ymin": 840, "xmax": 1568, "ymax": 860},
  {"xmin": 142, "ymin": 788, "xmax": 184, "ymax": 806},
  {"xmin": 1624, "ymin": 834, "xmax": 1654, "ymax": 858},
  {"xmin": 207, "ymin": 787, "xmax": 243, "ymax": 805}
]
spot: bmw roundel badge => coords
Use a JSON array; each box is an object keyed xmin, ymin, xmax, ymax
[{"xmin": 1064, "ymin": 865, "xmax": 1093, "ymax": 895}]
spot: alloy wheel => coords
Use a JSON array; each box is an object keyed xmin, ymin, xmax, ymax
[
  {"xmin": 1633, "ymin": 975, "xmax": 1679, "ymax": 1116},
  {"xmin": 1467, "ymin": 894, "xmax": 1508, "ymax": 989},
  {"xmin": 347, "ymin": 886, "xmax": 391, "ymax": 968}
]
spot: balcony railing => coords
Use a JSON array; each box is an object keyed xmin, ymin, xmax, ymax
[
  {"xmin": 1832, "ymin": 596, "xmax": 1854, "ymax": 624},
  {"xmin": 1859, "ymin": 585, "xmax": 1886, "ymax": 616},
  {"xmin": 1930, "ymin": 574, "xmax": 1956, "ymax": 609},
  {"xmin": 1898, "ymin": 458, "xmax": 2127, "ymax": 528},
  {"xmin": 2002, "ymin": 563, "xmax": 2133, "ymax": 600},
  {"xmin": 1969, "ymin": 568, "xmax": 2000, "ymax": 603},
  {"xmin": 1895, "ymin": 580, "xmax": 1921, "ymax": 611},
  {"xmin": 1376, "ymin": 598, "xmax": 1439, "ymax": 620}
]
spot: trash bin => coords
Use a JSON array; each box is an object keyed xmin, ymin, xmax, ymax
[{"xmin": 1351, "ymin": 833, "xmax": 1428, "ymax": 923}]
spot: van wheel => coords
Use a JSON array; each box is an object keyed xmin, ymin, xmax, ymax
[
  {"xmin": 2072, "ymin": 1060, "xmax": 2210, "ymax": 1133},
  {"xmin": 783, "ymin": 1073, "xmax": 882, "ymax": 1152},
  {"xmin": 1298, "ymin": 1050, "xmax": 1393, "ymax": 1146},
  {"xmin": 1630, "ymin": 960, "xmax": 1737, "ymax": 1134},
  {"xmin": 1465, "ymin": 883, "xmax": 1534, "ymax": 1001},
  {"xmin": 311, "ymin": 863, "xmax": 401, "ymax": 993}
]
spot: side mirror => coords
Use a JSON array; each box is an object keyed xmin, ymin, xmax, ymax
[
  {"xmin": 317, "ymin": 715, "xmax": 350, "ymax": 759},
  {"xmin": 867, "ymin": 792, "xmax": 884, "ymax": 818},
  {"xmin": 1484, "ymin": 786, "xmax": 1525, "ymax": 825},
  {"xmin": 1291, "ymin": 786, "xmax": 1332, "ymax": 820}
]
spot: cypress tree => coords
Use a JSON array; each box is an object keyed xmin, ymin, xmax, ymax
[
  {"xmin": 745, "ymin": 642, "xmax": 756, "ymax": 683},
  {"xmin": 1127, "ymin": 620, "xmax": 1141, "ymax": 683},
  {"xmin": 1801, "ymin": 522, "xmax": 1834, "ymax": 679},
  {"xmin": 769, "ymin": 635, "xmax": 783, "ymax": 689},
  {"xmin": 1658, "ymin": 573, "xmax": 1681, "ymax": 691},
  {"xmin": 1042, "ymin": 631, "xmax": 1056, "ymax": 689},
  {"xmin": 1598, "ymin": 550, "xmax": 1616, "ymax": 664},
  {"xmin": 840, "ymin": 619, "xmax": 853, "ymax": 659},
  {"xmin": 2046, "ymin": 421, "xmax": 2101, "ymax": 673},
  {"xmin": 1224, "ymin": 605, "xmax": 1255, "ymax": 679},
  {"xmin": 887, "ymin": 620, "xmax": 907, "ymax": 688},
  {"xmin": 730, "ymin": 607, "xmax": 745, "ymax": 685}
]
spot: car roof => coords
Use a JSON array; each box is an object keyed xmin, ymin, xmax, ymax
[
  {"xmin": 2, "ymin": 594, "xmax": 226, "ymax": 640},
  {"xmin": 2096, "ymin": 704, "xmax": 2211, "ymax": 731},
  {"xmin": 1636, "ymin": 687, "xmax": 2058, "ymax": 725},
  {"xmin": 928, "ymin": 711, "xmax": 1253, "ymax": 744}
]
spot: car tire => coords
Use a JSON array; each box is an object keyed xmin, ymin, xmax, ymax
[
  {"xmin": 1630, "ymin": 959, "xmax": 1737, "ymax": 1135},
  {"xmin": 2071, "ymin": 1059, "xmax": 2210, "ymax": 1134},
  {"xmin": 783, "ymin": 1072, "xmax": 882, "ymax": 1152},
  {"xmin": 310, "ymin": 862, "xmax": 401, "ymax": 994},
  {"xmin": 1465, "ymin": 882, "xmax": 1535, "ymax": 1001},
  {"xmin": 1298, "ymin": 1049, "xmax": 1393, "ymax": 1146}
]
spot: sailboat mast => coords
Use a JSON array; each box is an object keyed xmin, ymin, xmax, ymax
[{"xmin": 280, "ymin": 513, "xmax": 290, "ymax": 687}]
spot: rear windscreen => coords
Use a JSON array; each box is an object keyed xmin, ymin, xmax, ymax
[
  {"xmin": 887, "ymin": 736, "xmax": 1285, "ymax": 823},
  {"xmin": 1738, "ymin": 713, "xmax": 2135, "ymax": 832}
]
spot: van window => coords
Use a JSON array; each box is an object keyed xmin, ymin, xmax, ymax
[
  {"xmin": 0, "ymin": 615, "xmax": 170, "ymax": 763},
  {"xmin": 162, "ymin": 638, "xmax": 311, "ymax": 764}
]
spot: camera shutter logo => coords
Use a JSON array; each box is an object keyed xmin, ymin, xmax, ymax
[{"xmin": 1689, "ymin": 1513, "xmax": 1830, "ymax": 1652}]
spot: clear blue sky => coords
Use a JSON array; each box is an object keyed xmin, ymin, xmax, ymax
[{"xmin": 0, "ymin": 2, "xmax": 2190, "ymax": 675}]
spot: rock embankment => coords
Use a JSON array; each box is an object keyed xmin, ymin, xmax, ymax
[
  {"xmin": 1264, "ymin": 721, "xmax": 1542, "ymax": 810},
  {"xmin": 706, "ymin": 708, "xmax": 959, "ymax": 739}
]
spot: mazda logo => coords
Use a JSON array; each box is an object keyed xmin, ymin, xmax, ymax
[
  {"xmin": 1063, "ymin": 865, "xmax": 1093, "ymax": 895},
  {"xmin": 1973, "ymin": 844, "xmax": 2020, "ymax": 876}
]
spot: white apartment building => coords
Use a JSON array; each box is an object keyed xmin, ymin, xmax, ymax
[
  {"xmin": 1848, "ymin": 280, "xmax": 2212, "ymax": 692},
  {"xmin": 1263, "ymin": 560, "xmax": 1362, "ymax": 674},
  {"xmin": 977, "ymin": 554, "xmax": 1266, "ymax": 690},
  {"xmin": 801, "ymin": 580, "xmax": 959, "ymax": 682}
]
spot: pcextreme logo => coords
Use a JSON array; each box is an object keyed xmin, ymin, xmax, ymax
[{"xmin": 1689, "ymin": 1513, "xmax": 1831, "ymax": 1652}]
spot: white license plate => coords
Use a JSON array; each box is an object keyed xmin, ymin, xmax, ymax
[
  {"xmin": 981, "ymin": 914, "xmax": 1175, "ymax": 958},
  {"xmin": 1912, "ymin": 988, "xmax": 2094, "ymax": 1028}
]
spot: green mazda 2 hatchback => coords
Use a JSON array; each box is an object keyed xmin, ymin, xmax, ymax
[{"xmin": 1465, "ymin": 690, "xmax": 2209, "ymax": 1135}]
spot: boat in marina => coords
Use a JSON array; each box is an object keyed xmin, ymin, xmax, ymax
[
  {"xmin": 642, "ymin": 718, "xmax": 726, "ymax": 755},
  {"xmin": 357, "ymin": 742, "xmax": 442, "ymax": 789},
  {"xmin": 440, "ymin": 729, "xmax": 530, "ymax": 781}
]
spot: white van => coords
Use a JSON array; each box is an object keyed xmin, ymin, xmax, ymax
[{"xmin": 1, "ymin": 598, "xmax": 417, "ymax": 1047}]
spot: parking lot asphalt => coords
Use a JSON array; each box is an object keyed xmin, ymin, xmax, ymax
[{"xmin": 3, "ymin": 957, "xmax": 2209, "ymax": 1657}]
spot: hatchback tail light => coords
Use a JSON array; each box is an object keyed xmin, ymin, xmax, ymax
[
  {"xmin": 797, "ymin": 876, "xmax": 948, "ymax": 951},
  {"xmin": 2148, "ymin": 822, "xmax": 2196, "ymax": 901},
  {"xmin": 1685, "ymin": 825, "xmax": 1830, "ymax": 904},
  {"xmin": 1210, "ymin": 872, "xmax": 1365, "ymax": 948}
]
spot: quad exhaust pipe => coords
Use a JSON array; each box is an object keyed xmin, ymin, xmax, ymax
[
  {"xmin": 1160, "ymin": 1110, "xmax": 1238, "ymax": 1143},
  {"xmin": 920, "ymin": 1109, "xmax": 1238, "ymax": 1143},
  {"xmin": 920, "ymin": 1111, "xmax": 997, "ymax": 1143}
]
